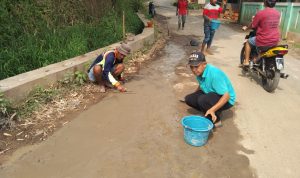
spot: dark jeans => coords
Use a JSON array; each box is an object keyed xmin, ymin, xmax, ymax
[
  {"xmin": 203, "ymin": 24, "xmax": 215, "ymax": 48},
  {"xmin": 185, "ymin": 90, "xmax": 233, "ymax": 123}
]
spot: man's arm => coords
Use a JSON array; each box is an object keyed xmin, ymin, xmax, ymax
[
  {"xmin": 251, "ymin": 12, "xmax": 260, "ymax": 29},
  {"xmin": 209, "ymin": 93, "xmax": 229, "ymax": 112},
  {"xmin": 242, "ymin": 15, "xmax": 255, "ymax": 30},
  {"xmin": 205, "ymin": 93, "xmax": 230, "ymax": 123},
  {"xmin": 205, "ymin": 74, "xmax": 231, "ymax": 123},
  {"xmin": 203, "ymin": 14, "xmax": 211, "ymax": 21},
  {"xmin": 203, "ymin": 6, "xmax": 211, "ymax": 21}
]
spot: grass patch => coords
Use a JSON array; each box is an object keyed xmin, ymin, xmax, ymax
[
  {"xmin": 0, "ymin": 92, "xmax": 16, "ymax": 129},
  {"xmin": 188, "ymin": 3, "xmax": 201, "ymax": 10},
  {"xmin": 0, "ymin": 69, "xmax": 89, "ymax": 130},
  {"xmin": 0, "ymin": 0, "xmax": 145, "ymax": 80}
]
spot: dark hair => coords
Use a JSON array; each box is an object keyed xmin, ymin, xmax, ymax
[{"xmin": 265, "ymin": 0, "xmax": 276, "ymax": 8}]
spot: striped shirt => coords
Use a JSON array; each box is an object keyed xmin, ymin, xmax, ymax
[{"xmin": 203, "ymin": 3, "xmax": 222, "ymax": 21}]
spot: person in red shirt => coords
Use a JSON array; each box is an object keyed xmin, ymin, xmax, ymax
[
  {"xmin": 242, "ymin": 0, "xmax": 280, "ymax": 66},
  {"xmin": 177, "ymin": 0, "xmax": 188, "ymax": 30},
  {"xmin": 201, "ymin": 0, "xmax": 222, "ymax": 55}
]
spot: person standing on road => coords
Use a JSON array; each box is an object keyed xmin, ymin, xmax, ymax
[
  {"xmin": 176, "ymin": 0, "xmax": 189, "ymax": 30},
  {"xmin": 87, "ymin": 43, "xmax": 131, "ymax": 93},
  {"xmin": 184, "ymin": 52, "xmax": 236, "ymax": 125},
  {"xmin": 201, "ymin": 0, "xmax": 222, "ymax": 55},
  {"xmin": 149, "ymin": 1, "xmax": 155, "ymax": 18}
]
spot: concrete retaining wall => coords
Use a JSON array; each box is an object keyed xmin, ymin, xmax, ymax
[{"xmin": 0, "ymin": 14, "xmax": 154, "ymax": 103}]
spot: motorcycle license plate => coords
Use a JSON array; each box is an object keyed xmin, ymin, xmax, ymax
[{"xmin": 275, "ymin": 57, "xmax": 284, "ymax": 70}]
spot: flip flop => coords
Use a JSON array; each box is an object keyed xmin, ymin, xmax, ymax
[
  {"xmin": 242, "ymin": 63, "xmax": 250, "ymax": 67},
  {"xmin": 179, "ymin": 99, "xmax": 185, "ymax": 103}
]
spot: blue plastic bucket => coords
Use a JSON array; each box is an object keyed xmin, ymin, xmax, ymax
[
  {"xmin": 181, "ymin": 116, "xmax": 213, "ymax": 147},
  {"xmin": 211, "ymin": 19, "xmax": 221, "ymax": 30}
]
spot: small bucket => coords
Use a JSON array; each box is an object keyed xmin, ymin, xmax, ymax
[
  {"xmin": 147, "ymin": 21, "xmax": 153, "ymax": 28},
  {"xmin": 211, "ymin": 19, "xmax": 221, "ymax": 30},
  {"xmin": 181, "ymin": 116, "xmax": 213, "ymax": 147}
]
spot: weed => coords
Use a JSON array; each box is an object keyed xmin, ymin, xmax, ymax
[
  {"xmin": 74, "ymin": 71, "xmax": 88, "ymax": 85},
  {"xmin": 60, "ymin": 70, "xmax": 88, "ymax": 87},
  {"xmin": 18, "ymin": 86, "xmax": 59, "ymax": 118},
  {"xmin": 0, "ymin": 92, "xmax": 16, "ymax": 129}
]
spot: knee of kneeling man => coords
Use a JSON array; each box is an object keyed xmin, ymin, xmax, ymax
[{"xmin": 93, "ymin": 65, "xmax": 103, "ymax": 75}]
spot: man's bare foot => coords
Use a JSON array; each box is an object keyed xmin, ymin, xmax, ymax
[
  {"xmin": 206, "ymin": 49, "xmax": 213, "ymax": 55},
  {"xmin": 99, "ymin": 85, "xmax": 106, "ymax": 93},
  {"xmin": 214, "ymin": 120, "xmax": 222, "ymax": 128},
  {"xmin": 104, "ymin": 81, "xmax": 114, "ymax": 88}
]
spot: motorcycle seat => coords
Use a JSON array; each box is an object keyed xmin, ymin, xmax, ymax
[
  {"xmin": 258, "ymin": 45, "xmax": 288, "ymax": 53},
  {"xmin": 257, "ymin": 46, "xmax": 274, "ymax": 53}
]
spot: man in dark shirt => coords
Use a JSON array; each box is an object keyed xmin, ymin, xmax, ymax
[{"xmin": 88, "ymin": 43, "xmax": 131, "ymax": 93}]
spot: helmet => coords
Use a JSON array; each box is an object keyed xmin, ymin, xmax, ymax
[{"xmin": 265, "ymin": 0, "xmax": 276, "ymax": 8}]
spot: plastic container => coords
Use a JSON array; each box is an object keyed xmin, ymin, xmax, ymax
[
  {"xmin": 211, "ymin": 19, "xmax": 221, "ymax": 30},
  {"xmin": 147, "ymin": 21, "xmax": 153, "ymax": 28},
  {"xmin": 181, "ymin": 115, "xmax": 213, "ymax": 147}
]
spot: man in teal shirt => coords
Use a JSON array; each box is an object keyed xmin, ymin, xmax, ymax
[{"xmin": 184, "ymin": 52, "xmax": 236, "ymax": 125}]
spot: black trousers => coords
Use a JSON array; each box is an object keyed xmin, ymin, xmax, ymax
[{"xmin": 185, "ymin": 90, "xmax": 233, "ymax": 123}]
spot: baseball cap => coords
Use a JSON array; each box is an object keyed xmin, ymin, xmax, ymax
[
  {"xmin": 117, "ymin": 43, "xmax": 131, "ymax": 56},
  {"xmin": 187, "ymin": 52, "xmax": 206, "ymax": 66}
]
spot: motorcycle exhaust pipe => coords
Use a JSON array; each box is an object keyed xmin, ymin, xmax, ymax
[{"xmin": 255, "ymin": 69, "xmax": 289, "ymax": 79}]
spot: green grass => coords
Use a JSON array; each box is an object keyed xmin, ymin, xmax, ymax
[
  {"xmin": 0, "ymin": 0, "xmax": 145, "ymax": 80},
  {"xmin": 0, "ymin": 69, "xmax": 89, "ymax": 129},
  {"xmin": 188, "ymin": 3, "xmax": 201, "ymax": 10}
]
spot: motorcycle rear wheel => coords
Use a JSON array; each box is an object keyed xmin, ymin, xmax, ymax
[{"xmin": 262, "ymin": 69, "xmax": 280, "ymax": 92}]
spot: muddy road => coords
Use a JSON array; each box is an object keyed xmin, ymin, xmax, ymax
[{"xmin": 1, "ymin": 0, "xmax": 300, "ymax": 178}]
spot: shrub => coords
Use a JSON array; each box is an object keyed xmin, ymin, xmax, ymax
[{"xmin": 0, "ymin": 0, "xmax": 144, "ymax": 80}]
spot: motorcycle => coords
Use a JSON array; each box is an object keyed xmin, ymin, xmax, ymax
[{"xmin": 240, "ymin": 31, "xmax": 289, "ymax": 92}]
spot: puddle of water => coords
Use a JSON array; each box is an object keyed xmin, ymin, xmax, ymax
[{"xmin": 157, "ymin": 42, "xmax": 186, "ymax": 78}]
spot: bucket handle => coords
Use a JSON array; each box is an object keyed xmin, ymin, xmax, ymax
[{"xmin": 183, "ymin": 125, "xmax": 193, "ymax": 130}]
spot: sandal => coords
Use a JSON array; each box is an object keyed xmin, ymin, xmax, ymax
[{"xmin": 242, "ymin": 62, "xmax": 250, "ymax": 67}]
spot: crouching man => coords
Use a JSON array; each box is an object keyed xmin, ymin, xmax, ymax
[
  {"xmin": 185, "ymin": 52, "xmax": 236, "ymax": 125},
  {"xmin": 88, "ymin": 43, "xmax": 131, "ymax": 93}
]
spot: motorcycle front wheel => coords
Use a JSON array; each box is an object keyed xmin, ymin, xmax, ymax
[{"xmin": 262, "ymin": 69, "xmax": 280, "ymax": 92}]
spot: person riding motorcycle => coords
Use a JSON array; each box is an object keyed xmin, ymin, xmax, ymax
[{"xmin": 242, "ymin": 0, "xmax": 280, "ymax": 66}]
